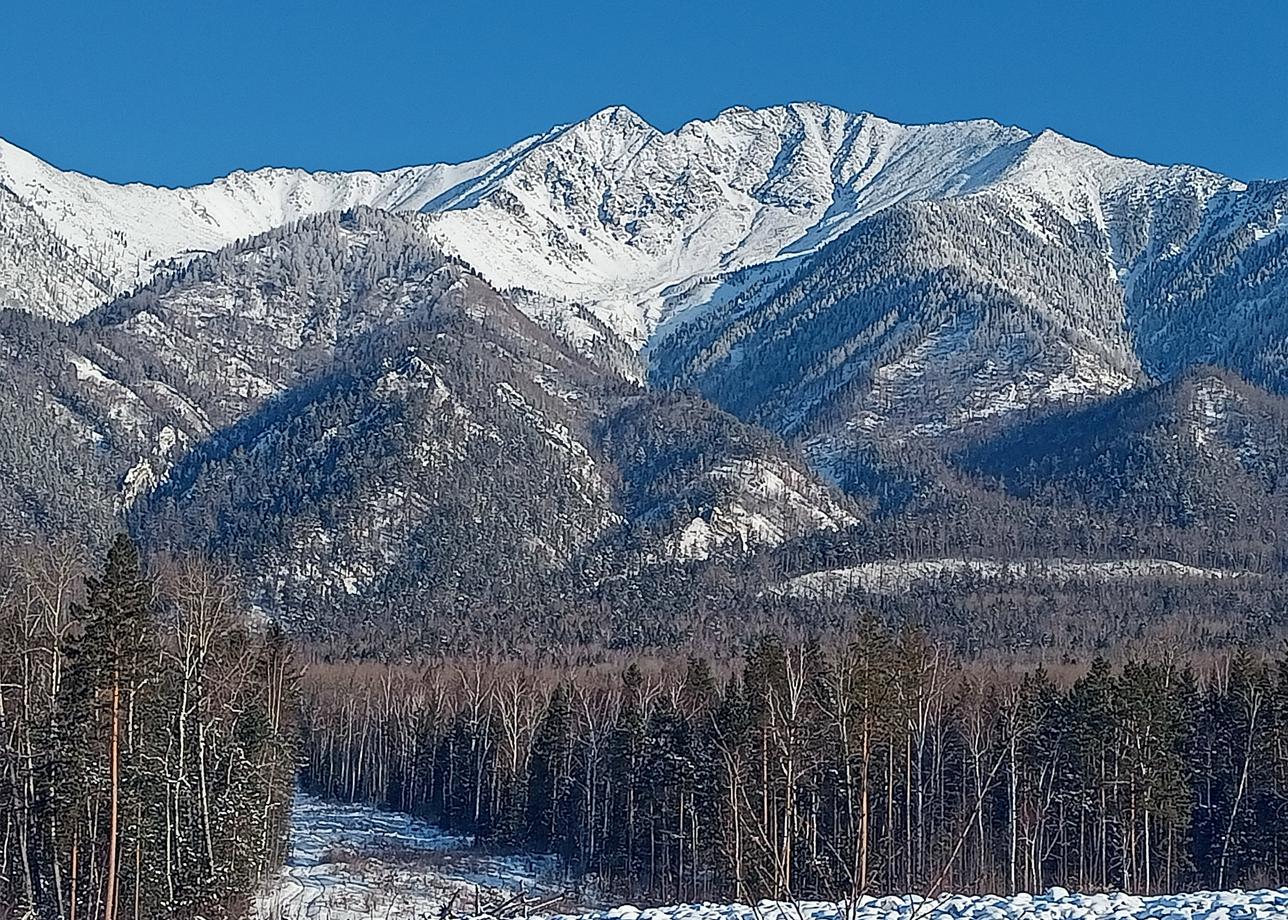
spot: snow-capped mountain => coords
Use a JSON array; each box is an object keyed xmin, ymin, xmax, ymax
[
  {"xmin": 2, "ymin": 103, "xmax": 1286, "ymax": 620},
  {"xmin": 0, "ymin": 130, "xmax": 549, "ymax": 319},
  {"xmin": 0, "ymin": 104, "xmax": 1259, "ymax": 332},
  {"xmin": 4, "ymin": 104, "xmax": 1281, "ymax": 435},
  {"xmin": 420, "ymin": 105, "xmax": 1041, "ymax": 344}
]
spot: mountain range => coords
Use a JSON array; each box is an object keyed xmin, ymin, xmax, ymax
[{"xmin": 1, "ymin": 103, "xmax": 1285, "ymax": 645}]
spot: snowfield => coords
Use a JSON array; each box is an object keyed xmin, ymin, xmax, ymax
[
  {"xmin": 779, "ymin": 558, "xmax": 1248, "ymax": 598},
  {"xmin": 260, "ymin": 795, "xmax": 1288, "ymax": 920}
]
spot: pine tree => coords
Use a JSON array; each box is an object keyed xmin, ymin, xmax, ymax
[
  {"xmin": 607, "ymin": 665, "xmax": 646, "ymax": 883},
  {"xmin": 57, "ymin": 534, "xmax": 156, "ymax": 920}
]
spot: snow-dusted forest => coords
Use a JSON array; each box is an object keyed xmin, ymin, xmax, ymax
[{"xmin": 7, "ymin": 540, "xmax": 1288, "ymax": 918}]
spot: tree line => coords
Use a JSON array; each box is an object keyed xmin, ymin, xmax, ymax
[
  {"xmin": 299, "ymin": 629, "xmax": 1288, "ymax": 904},
  {"xmin": 0, "ymin": 537, "xmax": 297, "ymax": 920}
]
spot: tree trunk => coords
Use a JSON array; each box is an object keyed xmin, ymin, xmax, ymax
[{"xmin": 103, "ymin": 677, "xmax": 121, "ymax": 920}]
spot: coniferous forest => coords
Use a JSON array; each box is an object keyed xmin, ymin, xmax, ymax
[
  {"xmin": 0, "ymin": 537, "xmax": 297, "ymax": 920},
  {"xmin": 295, "ymin": 634, "xmax": 1288, "ymax": 905}
]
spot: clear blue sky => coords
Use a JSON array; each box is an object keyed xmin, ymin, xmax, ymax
[{"xmin": 4, "ymin": 0, "xmax": 1285, "ymax": 186}]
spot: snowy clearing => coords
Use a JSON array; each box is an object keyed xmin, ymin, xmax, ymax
[
  {"xmin": 780, "ymin": 557, "xmax": 1247, "ymax": 598},
  {"xmin": 255, "ymin": 793, "xmax": 582, "ymax": 920}
]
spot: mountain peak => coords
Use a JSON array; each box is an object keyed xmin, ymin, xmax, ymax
[
  {"xmin": 0, "ymin": 102, "xmax": 1272, "ymax": 364},
  {"xmin": 580, "ymin": 104, "xmax": 654, "ymax": 133},
  {"xmin": 0, "ymin": 134, "xmax": 53, "ymax": 190}
]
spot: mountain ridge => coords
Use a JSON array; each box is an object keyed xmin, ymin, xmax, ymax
[{"xmin": 2, "ymin": 102, "xmax": 1263, "ymax": 335}]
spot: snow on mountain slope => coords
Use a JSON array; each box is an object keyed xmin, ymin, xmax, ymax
[
  {"xmin": 424, "ymin": 105, "xmax": 1040, "ymax": 343},
  {"xmin": 637, "ymin": 116, "xmax": 1281, "ymax": 448},
  {"xmin": 598, "ymin": 391, "xmax": 861, "ymax": 563},
  {"xmin": 0, "ymin": 130, "xmax": 549, "ymax": 318},
  {"xmin": 651, "ymin": 192, "xmax": 1146, "ymax": 455},
  {"xmin": 0, "ymin": 182, "xmax": 119, "ymax": 317},
  {"xmin": 663, "ymin": 457, "xmax": 859, "ymax": 561},
  {"xmin": 3, "ymin": 103, "xmax": 1261, "ymax": 342},
  {"xmin": 1125, "ymin": 178, "xmax": 1288, "ymax": 390},
  {"xmin": 982, "ymin": 129, "xmax": 1237, "ymax": 245}
]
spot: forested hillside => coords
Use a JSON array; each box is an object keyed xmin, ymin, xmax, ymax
[
  {"xmin": 0, "ymin": 202, "xmax": 1284, "ymax": 649},
  {"xmin": 959, "ymin": 367, "xmax": 1288, "ymax": 569}
]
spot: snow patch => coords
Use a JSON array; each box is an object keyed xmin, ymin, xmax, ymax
[{"xmin": 782, "ymin": 557, "xmax": 1246, "ymax": 598}]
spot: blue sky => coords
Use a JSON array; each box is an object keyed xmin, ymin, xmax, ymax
[{"xmin": 4, "ymin": 0, "xmax": 1285, "ymax": 186}]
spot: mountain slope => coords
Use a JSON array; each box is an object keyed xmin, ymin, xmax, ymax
[
  {"xmin": 5, "ymin": 104, "xmax": 1279, "ymax": 444},
  {"xmin": 599, "ymin": 391, "xmax": 860, "ymax": 560},
  {"xmin": 421, "ymin": 104, "xmax": 1036, "ymax": 343},
  {"xmin": 0, "ymin": 207, "xmax": 855, "ymax": 624},
  {"xmin": 651, "ymin": 193, "xmax": 1144, "ymax": 458},
  {"xmin": 1127, "ymin": 179, "xmax": 1288, "ymax": 391},
  {"xmin": 9, "ymin": 107, "xmax": 1039, "ymax": 330},
  {"xmin": 4, "ymin": 105, "xmax": 1265, "ymax": 344},
  {"xmin": 958, "ymin": 367, "xmax": 1288, "ymax": 566},
  {"xmin": 0, "ymin": 131, "xmax": 547, "ymax": 318}
]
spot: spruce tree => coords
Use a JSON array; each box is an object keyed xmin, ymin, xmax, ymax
[{"xmin": 528, "ymin": 683, "xmax": 574, "ymax": 853}]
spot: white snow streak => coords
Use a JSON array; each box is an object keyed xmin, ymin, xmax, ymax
[{"xmin": 542, "ymin": 889, "xmax": 1288, "ymax": 920}]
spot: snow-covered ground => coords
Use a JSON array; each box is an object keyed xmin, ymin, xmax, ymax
[
  {"xmin": 545, "ymin": 890, "xmax": 1288, "ymax": 920},
  {"xmin": 259, "ymin": 795, "xmax": 1288, "ymax": 919},
  {"xmin": 255, "ymin": 793, "xmax": 581, "ymax": 919},
  {"xmin": 780, "ymin": 557, "xmax": 1247, "ymax": 598}
]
